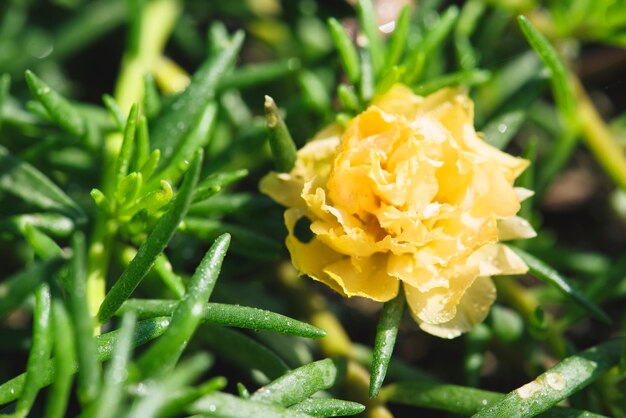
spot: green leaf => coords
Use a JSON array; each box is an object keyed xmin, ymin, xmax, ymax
[
  {"xmin": 136, "ymin": 233, "xmax": 230, "ymax": 378},
  {"xmin": 199, "ymin": 325, "xmax": 290, "ymax": 382},
  {"xmin": 510, "ymin": 246, "xmax": 611, "ymax": 324},
  {"xmin": 89, "ymin": 312, "xmax": 136, "ymax": 418},
  {"xmin": 150, "ymin": 31, "xmax": 243, "ymax": 171},
  {"xmin": 380, "ymin": 382, "xmax": 607, "ymax": 417},
  {"xmin": 359, "ymin": 48, "xmax": 374, "ymax": 102},
  {"xmin": 218, "ymin": 59, "xmax": 301, "ymax": 91},
  {"xmin": 0, "ymin": 145, "xmax": 85, "ymax": 221},
  {"xmin": 129, "ymin": 353, "xmax": 215, "ymax": 418},
  {"xmin": 192, "ymin": 169, "xmax": 249, "ymax": 203},
  {"xmin": 404, "ymin": 6, "xmax": 459, "ymax": 84},
  {"xmin": 0, "ymin": 258, "xmax": 63, "ymax": 320},
  {"xmin": 454, "ymin": 0, "xmax": 485, "ymax": 70},
  {"xmin": 189, "ymin": 192, "xmax": 268, "ymax": 216},
  {"xmin": 24, "ymin": 70, "xmax": 85, "ymax": 137},
  {"xmin": 289, "ymin": 398, "xmax": 365, "ymax": 417},
  {"xmin": 0, "ymin": 73, "xmax": 10, "ymax": 132},
  {"xmin": 0, "ymin": 317, "xmax": 171, "ymax": 406},
  {"xmin": 254, "ymin": 331, "xmax": 313, "ymax": 369},
  {"xmin": 153, "ymin": 254, "xmax": 185, "ymax": 298},
  {"xmin": 357, "ymin": 0, "xmax": 385, "ymax": 77},
  {"xmin": 385, "ymin": 5, "xmax": 411, "ymax": 70},
  {"xmin": 97, "ymin": 152, "xmax": 202, "ymax": 324},
  {"xmin": 237, "ymin": 383, "xmax": 250, "ymax": 398},
  {"xmin": 90, "ymin": 188, "xmax": 112, "ymax": 213},
  {"xmin": 154, "ymin": 101, "xmax": 217, "ymax": 186},
  {"xmin": 151, "ymin": 377, "xmax": 227, "ymax": 418},
  {"xmin": 221, "ymin": 89, "xmax": 253, "ymax": 126},
  {"xmin": 22, "ymin": 224, "xmax": 64, "ymax": 260},
  {"xmin": 518, "ymin": 16, "xmax": 576, "ymax": 127},
  {"xmin": 413, "ymin": 69, "xmax": 490, "ymax": 96},
  {"xmin": 327, "ymin": 17, "xmax": 361, "ymax": 84},
  {"xmin": 188, "ymin": 392, "xmax": 313, "ymax": 418},
  {"xmin": 14, "ymin": 284, "xmax": 52, "ymax": 418},
  {"xmin": 264, "ymin": 95, "xmax": 297, "ymax": 173},
  {"xmin": 142, "ymin": 73, "xmax": 161, "ymax": 119},
  {"xmin": 483, "ymin": 109, "xmax": 527, "ymax": 150},
  {"xmin": 384, "ymin": 382, "xmax": 496, "ymax": 413},
  {"xmin": 182, "ymin": 217, "xmax": 281, "ymax": 261},
  {"xmin": 102, "ymin": 94, "xmax": 125, "ymax": 131},
  {"xmin": 118, "ymin": 299, "xmax": 326, "ymax": 338},
  {"xmin": 474, "ymin": 51, "xmax": 540, "ymax": 124},
  {"xmin": 473, "ymin": 339, "xmax": 625, "ymax": 417},
  {"xmin": 133, "ymin": 116, "xmax": 151, "ymax": 172},
  {"xmin": 45, "ymin": 0, "xmax": 126, "ymax": 63},
  {"xmin": 115, "ymin": 172, "xmax": 142, "ymax": 207},
  {"xmin": 68, "ymin": 232, "xmax": 101, "ymax": 405},
  {"xmin": 369, "ymin": 291, "xmax": 405, "ymax": 398},
  {"xmin": 137, "ymin": 149, "xmax": 160, "ymax": 185},
  {"xmin": 337, "ymin": 84, "xmax": 360, "ymax": 112},
  {"xmin": 45, "ymin": 297, "xmax": 75, "ymax": 418},
  {"xmin": 298, "ymin": 70, "xmax": 331, "ymax": 114},
  {"xmin": 119, "ymin": 179, "xmax": 172, "ymax": 219},
  {"xmin": 2, "ymin": 213, "xmax": 74, "ymax": 238},
  {"xmin": 250, "ymin": 358, "xmax": 346, "ymax": 407},
  {"xmin": 115, "ymin": 104, "xmax": 138, "ymax": 189}
]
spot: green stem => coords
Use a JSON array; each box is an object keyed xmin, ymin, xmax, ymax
[
  {"xmin": 574, "ymin": 75, "xmax": 626, "ymax": 191},
  {"xmin": 86, "ymin": 0, "xmax": 181, "ymax": 324}
]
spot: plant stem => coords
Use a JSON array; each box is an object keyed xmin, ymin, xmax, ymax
[
  {"xmin": 573, "ymin": 75, "xmax": 626, "ymax": 191},
  {"xmin": 86, "ymin": 0, "xmax": 181, "ymax": 325}
]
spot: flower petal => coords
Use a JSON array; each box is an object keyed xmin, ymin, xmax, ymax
[
  {"xmin": 468, "ymin": 243, "xmax": 529, "ymax": 276},
  {"xmin": 410, "ymin": 276, "xmax": 497, "ymax": 339},
  {"xmin": 284, "ymin": 208, "xmax": 346, "ymax": 295},
  {"xmin": 261, "ymin": 83, "xmax": 535, "ymax": 339},
  {"xmin": 403, "ymin": 263, "xmax": 480, "ymax": 325},
  {"xmin": 323, "ymin": 255, "xmax": 400, "ymax": 301},
  {"xmin": 498, "ymin": 216, "xmax": 537, "ymax": 241}
]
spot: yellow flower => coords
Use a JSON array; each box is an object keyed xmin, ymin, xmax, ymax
[{"xmin": 260, "ymin": 84, "xmax": 536, "ymax": 338}]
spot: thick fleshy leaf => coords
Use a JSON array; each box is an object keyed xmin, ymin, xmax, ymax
[
  {"xmin": 473, "ymin": 339, "xmax": 625, "ymax": 417},
  {"xmin": 0, "ymin": 317, "xmax": 171, "ymax": 406},
  {"xmin": 135, "ymin": 234, "xmax": 230, "ymax": 378},
  {"xmin": 250, "ymin": 358, "xmax": 346, "ymax": 407},
  {"xmin": 97, "ymin": 152, "xmax": 202, "ymax": 324},
  {"xmin": 0, "ymin": 145, "xmax": 85, "ymax": 221},
  {"xmin": 118, "ymin": 299, "xmax": 325, "ymax": 338}
]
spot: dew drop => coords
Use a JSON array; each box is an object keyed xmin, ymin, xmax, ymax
[
  {"xmin": 379, "ymin": 20, "xmax": 396, "ymax": 34},
  {"xmin": 497, "ymin": 123, "xmax": 508, "ymax": 134},
  {"xmin": 545, "ymin": 372, "xmax": 566, "ymax": 391}
]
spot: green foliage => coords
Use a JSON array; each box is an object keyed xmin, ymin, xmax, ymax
[{"xmin": 0, "ymin": 1, "xmax": 625, "ymax": 417}]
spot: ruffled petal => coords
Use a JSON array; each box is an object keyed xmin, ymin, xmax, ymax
[
  {"xmin": 498, "ymin": 216, "xmax": 537, "ymax": 241},
  {"xmin": 467, "ymin": 243, "xmax": 529, "ymax": 276},
  {"xmin": 259, "ymin": 172, "xmax": 307, "ymax": 209},
  {"xmin": 259, "ymin": 127, "xmax": 341, "ymax": 208},
  {"xmin": 409, "ymin": 276, "xmax": 496, "ymax": 339},
  {"xmin": 284, "ymin": 208, "xmax": 346, "ymax": 295},
  {"xmin": 323, "ymin": 255, "xmax": 400, "ymax": 301},
  {"xmin": 261, "ymin": 83, "xmax": 535, "ymax": 339},
  {"xmin": 403, "ymin": 262, "xmax": 480, "ymax": 325}
]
